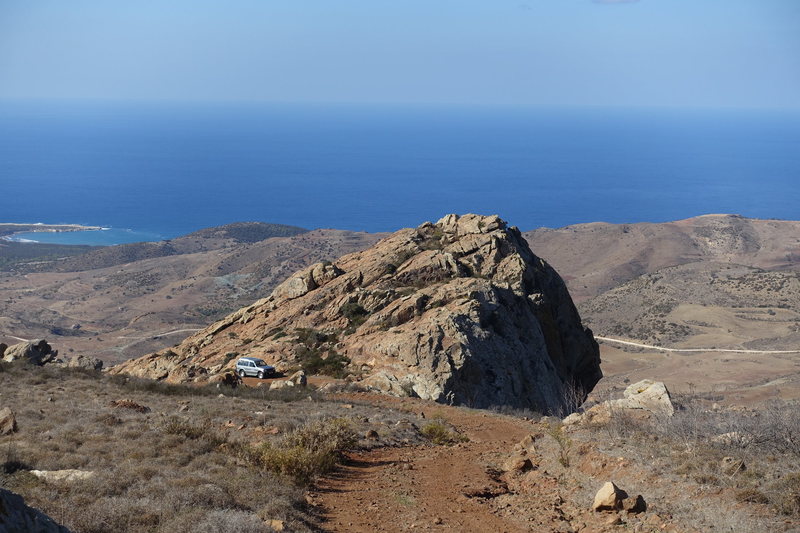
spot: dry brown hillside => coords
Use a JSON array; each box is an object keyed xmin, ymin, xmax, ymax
[
  {"xmin": 525, "ymin": 214, "xmax": 800, "ymax": 303},
  {"xmin": 0, "ymin": 225, "xmax": 382, "ymax": 364},
  {"xmin": 525, "ymin": 215, "xmax": 800, "ymax": 406}
]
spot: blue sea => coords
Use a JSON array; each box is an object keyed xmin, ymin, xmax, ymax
[{"xmin": 1, "ymin": 101, "xmax": 798, "ymax": 245}]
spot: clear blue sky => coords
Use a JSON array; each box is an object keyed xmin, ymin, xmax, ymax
[{"xmin": 1, "ymin": 0, "xmax": 798, "ymax": 108}]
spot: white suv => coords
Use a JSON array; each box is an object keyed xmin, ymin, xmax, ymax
[{"xmin": 235, "ymin": 357, "xmax": 275, "ymax": 379}]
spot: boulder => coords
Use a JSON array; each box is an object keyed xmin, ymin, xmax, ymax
[
  {"xmin": 209, "ymin": 371, "xmax": 241, "ymax": 388},
  {"xmin": 0, "ymin": 407, "xmax": 17, "ymax": 435},
  {"xmin": 67, "ymin": 355, "xmax": 103, "ymax": 371},
  {"xmin": 592, "ymin": 481, "xmax": 627, "ymax": 512},
  {"xmin": 614, "ymin": 380, "xmax": 674, "ymax": 416},
  {"xmin": 287, "ymin": 370, "xmax": 307, "ymax": 387},
  {"xmin": 269, "ymin": 380, "xmax": 294, "ymax": 391},
  {"xmin": 0, "ymin": 487, "xmax": 72, "ymax": 532},
  {"xmin": 2, "ymin": 339, "xmax": 58, "ymax": 365}
]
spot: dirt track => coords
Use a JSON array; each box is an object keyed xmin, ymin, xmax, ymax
[{"xmin": 310, "ymin": 396, "xmax": 532, "ymax": 532}]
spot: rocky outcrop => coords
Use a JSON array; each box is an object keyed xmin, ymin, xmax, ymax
[
  {"xmin": 112, "ymin": 214, "xmax": 601, "ymax": 414},
  {"xmin": 0, "ymin": 487, "xmax": 72, "ymax": 532},
  {"xmin": 2, "ymin": 340, "xmax": 57, "ymax": 365}
]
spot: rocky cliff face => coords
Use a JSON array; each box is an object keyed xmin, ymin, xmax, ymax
[{"xmin": 112, "ymin": 214, "xmax": 601, "ymax": 414}]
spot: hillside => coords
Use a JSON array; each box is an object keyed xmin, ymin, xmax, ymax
[
  {"xmin": 2, "ymin": 213, "xmax": 798, "ymax": 403},
  {"xmin": 523, "ymin": 215, "xmax": 800, "ymax": 404},
  {"xmin": 0, "ymin": 225, "xmax": 382, "ymax": 363},
  {"xmin": 113, "ymin": 214, "xmax": 601, "ymax": 414},
  {"xmin": 525, "ymin": 214, "xmax": 800, "ymax": 303}
]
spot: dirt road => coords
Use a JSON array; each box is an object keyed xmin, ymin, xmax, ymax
[{"xmin": 310, "ymin": 396, "xmax": 533, "ymax": 532}]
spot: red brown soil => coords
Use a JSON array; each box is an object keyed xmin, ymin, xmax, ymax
[
  {"xmin": 308, "ymin": 395, "xmax": 683, "ymax": 533},
  {"xmin": 311, "ymin": 396, "xmax": 531, "ymax": 532},
  {"xmin": 307, "ymin": 393, "xmax": 800, "ymax": 533}
]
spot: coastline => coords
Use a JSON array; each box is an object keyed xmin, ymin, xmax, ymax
[{"xmin": 0, "ymin": 223, "xmax": 104, "ymax": 238}]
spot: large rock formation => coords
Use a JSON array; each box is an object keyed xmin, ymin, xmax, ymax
[{"xmin": 112, "ymin": 214, "xmax": 601, "ymax": 413}]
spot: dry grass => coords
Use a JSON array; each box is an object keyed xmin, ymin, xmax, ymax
[
  {"xmin": 420, "ymin": 418, "xmax": 468, "ymax": 446},
  {"xmin": 590, "ymin": 392, "xmax": 800, "ymax": 525},
  {"xmin": 0, "ymin": 360, "xmax": 425, "ymax": 532}
]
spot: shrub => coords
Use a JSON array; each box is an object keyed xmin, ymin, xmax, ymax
[
  {"xmin": 250, "ymin": 418, "xmax": 357, "ymax": 485},
  {"xmin": 420, "ymin": 419, "xmax": 468, "ymax": 446},
  {"xmin": 341, "ymin": 301, "xmax": 369, "ymax": 333},
  {"xmin": 768, "ymin": 473, "xmax": 800, "ymax": 516},
  {"xmin": 546, "ymin": 422, "xmax": 572, "ymax": 467}
]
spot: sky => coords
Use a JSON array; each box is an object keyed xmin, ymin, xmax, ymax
[{"xmin": 0, "ymin": 0, "xmax": 799, "ymax": 109}]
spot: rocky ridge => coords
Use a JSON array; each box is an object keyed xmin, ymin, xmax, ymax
[{"xmin": 112, "ymin": 214, "xmax": 601, "ymax": 413}]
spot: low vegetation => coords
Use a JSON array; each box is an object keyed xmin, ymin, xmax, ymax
[
  {"xmin": 245, "ymin": 418, "xmax": 357, "ymax": 485},
  {"xmin": 420, "ymin": 418, "xmax": 468, "ymax": 446},
  {"xmin": 0, "ymin": 360, "xmax": 424, "ymax": 532},
  {"xmin": 592, "ymin": 392, "xmax": 800, "ymax": 518},
  {"xmin": 292, "ymin": 328, "xmax": 351, "ymax": 378}
]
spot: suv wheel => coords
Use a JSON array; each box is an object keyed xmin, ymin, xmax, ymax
[
  {"xmin": 238, "ymin": 369, "xmax": 246, "ymax": 378},
  {"xmin": 257, "ymin": 370, "xmax": 264, "ymax": 379}
]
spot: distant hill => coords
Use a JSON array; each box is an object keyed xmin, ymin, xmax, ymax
[
  {"xmin": 524, "ymin": 214, "xmax": 800, "ymax": 303},
  {"xmin": 0, "ymin": 224, "xmax": 381, "ymax": 363},
  {"xmin": 11, "ymin": 222, "xmax": 308, "ymax": 273},
  {"xmin": 184, "ymin": 221, "xmax": 307, "ymax": 243}
]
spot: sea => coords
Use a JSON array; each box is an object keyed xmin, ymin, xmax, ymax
[{"xmin": 1, "ymin": 101, "xmax": 798, "ymax": 245}]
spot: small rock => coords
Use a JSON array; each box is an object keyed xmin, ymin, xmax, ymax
[
  {"xmin": 712, "ymin": 432, "xmax": 752, "ymax": 447},
  {"xmin": 365, "ymin": 429, "xmax": 379, "ymax": 439},
  {"xmin": 622, "ymin": 494, "xmax": 647, "ymax": 514},
  {"xmin": 30, "ymin": 469, "xmax": 95, "ymax": 483},
  {"xmin": 342, "ymin": 404, "xmax": 354, "ymax": 409},
  {"xmin": 592, "ymin": 482, "xmax": 627, "ymax": 512},
  {"xmin": 269, "ymin": 519, "xmax": 285, "ymax": 531},
  {"xmin": 605, "ymin": 514, "xmax": 623, "ymax": 525},
  {"xmin": 502, "ymin": 454, "xmax": 534, "ymax": 473},
  {"xmin": 179, "ymin": 405, "xmax": 189, "ymax": 412},
  {"xmin": 109, "ymin": 399, "xmax": 150, "ymax": 413},
  {"xmin": 0, "ymin": 407, "xmax": 18, "ymax": 435},
  {"xmin": 720, "ymin": 456, "xmax": 746, "ymax": 475}
]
